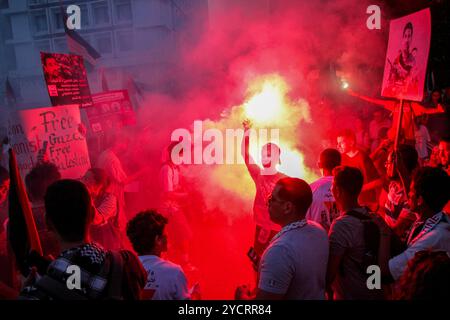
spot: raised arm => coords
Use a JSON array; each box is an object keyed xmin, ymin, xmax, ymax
[
  {"xmin": 347, "ymin": 88, "xmax": 395, "ymax": 111},
  {"xmin": 241, "ymin": 119, "xmax": 260, "ymax": 180},
  {"xmin": 411, "ymin": 102, "xmax": 445, "ymax": 116}
]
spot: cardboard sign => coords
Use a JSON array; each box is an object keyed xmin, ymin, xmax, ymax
[
  {"xmin": 381, "ymin": 9, "xmax": 431, "ymax": 101},
  {"xmin": 41, "ymin": 52, "xmax": 93, "ymax": 108},
  {"xmin": 86, "ymin": 90, "xmax": 136, "ymax": 133},
  {"xmin": 7, "ymin": 105, "xmax": 91, "ymax": 179}
]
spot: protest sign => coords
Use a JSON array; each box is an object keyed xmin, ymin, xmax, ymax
[
  {"xmin": 8, "ymin": 105, "xmax": 91, "ymax": 179},
  {"xmin": 381, "ymin": 8, "xmax": 431, "ymax": 101},
  {"xmin": 86, "ymin": 90, "xmax": 136, "ymax": 133},
  {"xmin": 41, "ymin": 52, "xmax": 93, "ymax": 108}
]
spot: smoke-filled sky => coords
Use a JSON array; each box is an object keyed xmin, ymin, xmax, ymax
[
  {"xmin": 112, "ymin": 6, "xmax": 392, "ymax": 299},
  {"xmin": 1, "ymin": 0, "xmax": 414, "ymax": 298},
  {"xmin": 122, "ymin": 0, "xmax": 395, "ymax": 298},
  {"xmin": 131, "ymin": 0, "xmax": 389, "ymax": 210}
]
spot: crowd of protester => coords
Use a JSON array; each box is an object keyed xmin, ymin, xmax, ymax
[{"xmin": 0, "ymin": 88, "xmax": 449, "ymax": 300}]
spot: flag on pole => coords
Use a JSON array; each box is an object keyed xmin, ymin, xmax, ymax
[
  {"xmin": 125, "ymin": 73, "xmax": 144, "ymax": 98},
  {"xmin": 7, "ymin": 148, "xmax": 43, "ymax": 275},
  {"xmin": 60, "ymin": 4, "xmax": 101, "ymax": 68},
  {"xmin": 124, "ymin": 73, "xmax": 145, "ymax": 109}
]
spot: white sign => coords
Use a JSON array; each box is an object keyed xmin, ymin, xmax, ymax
[{"xmin": 7, "ymin": 105, "xmax": 91, "ymax": 179}]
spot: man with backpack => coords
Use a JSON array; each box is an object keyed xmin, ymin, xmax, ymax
[
  {"xmin": 326, "ymin": 166, "xmax": 386, "ymax": 300},
  {"xmin": 20, "ymin": 179, "xmax": 146, "ymax": 300}
]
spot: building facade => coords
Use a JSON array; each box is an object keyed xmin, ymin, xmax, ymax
[{"xmin": 0, "ymin": 0, "xmax": 208, "ymax": 109}]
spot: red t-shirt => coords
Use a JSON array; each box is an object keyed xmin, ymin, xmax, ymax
[{"xmin": 341, "ymin": 150, "xmax": 380, "ymax": 205}]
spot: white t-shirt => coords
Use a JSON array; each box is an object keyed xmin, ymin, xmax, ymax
[
  {"xmin": 97, "ymin": 149, "xmax": 128, "ymax": 185},
  {"xmin": 258, "ymin": 220, "xmax": 329, "ymax": 299},
  {"xmin": 97, "ymin": 149, "xmax": 128, "ymax": 205},
  {"xmin": 389, "ymin": 212, "xmax": 450, "ymax": 280},
  {"xmin": 306, "ymin": 176, "xmax": 338, "ymax": 231},
  {"xmin": 139, "ymin": 255, "xmax": 190, "ymax": 300},
  {"xmin": 415, "ymin": 125, "xmax": 430, "ymax": 159}
]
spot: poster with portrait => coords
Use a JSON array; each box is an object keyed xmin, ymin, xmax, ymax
[
  {"xmin": 7, "ymin": 105, "xmax": 91, "ymax": 179},
  {"xmin": 86, "ymin": 90, "xmax": 136, "ymax": 133},
  {"xmin": 381, "ymin": 8, "xmax": 431, "ymax": 102},
  {"xmin": 40, "ymin": 52, "xmax": 93, "ymax": 108}
]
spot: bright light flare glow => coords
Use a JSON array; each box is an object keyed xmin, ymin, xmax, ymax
[
  {"xmin": 239, "ymin": 75, "xmax": 317, "ymax": 182},
  {"xmin": 244, "ymin": 81, "xmax": 286, "ymax": 125}
]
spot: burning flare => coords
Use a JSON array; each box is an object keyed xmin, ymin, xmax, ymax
[{"xmin": 241, "ymin": 75, "xmax": 316, "ymax": 180}]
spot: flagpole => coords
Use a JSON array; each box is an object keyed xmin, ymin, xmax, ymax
[{"xmin": 394, "ymin": 98, "xmax": 404, "ymax": 152}]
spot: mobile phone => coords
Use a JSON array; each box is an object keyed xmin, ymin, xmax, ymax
[{"xmin": 247, "ymin": 247, "xmax": 260, "ymax": 265}]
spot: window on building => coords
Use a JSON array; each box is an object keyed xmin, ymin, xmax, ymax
[
  {"xmin": 94, "ymin": 33, "xmax": 113, "ymax": 54},
  {"xmin": 114, "ymin": 0, "xmax": 132, "ymax": 23},
  {"xmin": 34, "ymin": 39, "xmax": 51, "ymax": 54},
  {"xmin": 53, "ymin": 38, "xmax": 68, "ymax": 53},
  {"xmin": 0, "ymin": 0, "xmax": 10, "ymax": 9},
  {"xmin": 143, "ymin": 28, "xmax": 169, "ymax": 50},
  {"xmin": 3, "ymin": 16, "xmax": 13, "ymax": 40},
  {"xmin": 51, "ymin": 8, "xmax": 64, "ymax": 31},
  {"xmin": 28, "ymin": 0, "xmax": 47, "ymax": 6},
  {"xmin": 31, "ymin": 10, "xmax": 48, "ymax": 34},
  {"xmin": 116, "ymin": 30, "xmax": 133, "ymax": 51},
  {"xmin": 93, "ymin": 1, "xmax": 110, "ymax": 25},
  {"xmin": 79, "ymin": 4, "xmax": 90, "ymax": 28}
]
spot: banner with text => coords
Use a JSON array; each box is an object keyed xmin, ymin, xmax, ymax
[
  {"xmin": 87, "ymin": 90, "xmax": 136, "ymax": 133},
  {"xmin": 41, "ymin": 52, "xmax": 93, "ymax": 108},
  {"xmin": 7, "ymin": 105, "xmax": 91, "ymax": 179}
]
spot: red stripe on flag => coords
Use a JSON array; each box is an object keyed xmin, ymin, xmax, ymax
[{"xmin": 8, "ymin": 149, "xmax": 43, "ymax": 256}]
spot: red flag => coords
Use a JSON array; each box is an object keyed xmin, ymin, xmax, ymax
[
  {"xmin": 59, "ymin": 3, "xmax": 101, "ymax": 69},
  {"xmin": 7, "ymin": 148, "xmax": 42, "ymax": 273}
]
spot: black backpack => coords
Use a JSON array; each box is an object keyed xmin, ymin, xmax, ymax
[
  {"xmin": 33, "ymin": 250, "xmax": 124, "ymax": 300},
  {"xmin": 346, "ymin": 209, "xmax": 406, "ymax": 277}
]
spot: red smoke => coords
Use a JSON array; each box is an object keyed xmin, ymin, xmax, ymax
[{"xmin": 115, "ymin": 0, "xmax": 389, "ymax": 298}]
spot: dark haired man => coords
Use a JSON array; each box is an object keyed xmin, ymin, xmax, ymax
[
  {"xmin": 23, "ymin": 163, "xmax": 62, "ymax": 258},
  {"xmin": 438, "ymin": 136, "xmax": 450, "ymax": 174},
  {"xmin": 374, "ymin": 167, "xmax": 450, "ymax": 281},
  {"xmin": 306, "ymin": 149, "xmax": 341, "ymax": 231},
  {"xmin": 236, "ymin": 177, "xmax": 328, "ymax": 300},
  {"xmin": 25, "ymin": 163, "xmax": 61, "ymax": 231},
  {"xmin": 327, "ymin": 166, "xmax": 385, "ymax": 300},
  {"xmin": 127, "ymin": 210, "xmax": 191, "ymax": 300},
  {"xmin": 337, "ymin": 129, "xmax": 382, "ymax": 206},
  {"xmin": 242, "ymin": 120, "xmax": 287, "ymax": 258},
  {"xmin": 20, "ymin": 179, "xmax": 146, "ymax": 300},
  {"xmin": 383, "ymin": 144, "xmax": 419, "ymax": 240},
  {"xmin": 382, "ymin": 21, "xmax": 418, "ymax": 97},
  {"xmin": 42, "ymin": 56, "xmax": 62, "ymax": 82}
]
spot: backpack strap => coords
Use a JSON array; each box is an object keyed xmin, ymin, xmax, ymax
[
  {"xmin": 105, "ymin": 250, "xmax": 124, "ymax": 300},
  {"xmin": 345, "ymin": 209, "xmax": 371, "ymax": 220},
  {"xmin": 343, "ymin": 208, "xmax": 380, "ymax": 275},
  {"xmin": 35, "ymin": 275, "xmax": 88, "ymax": 301}
]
